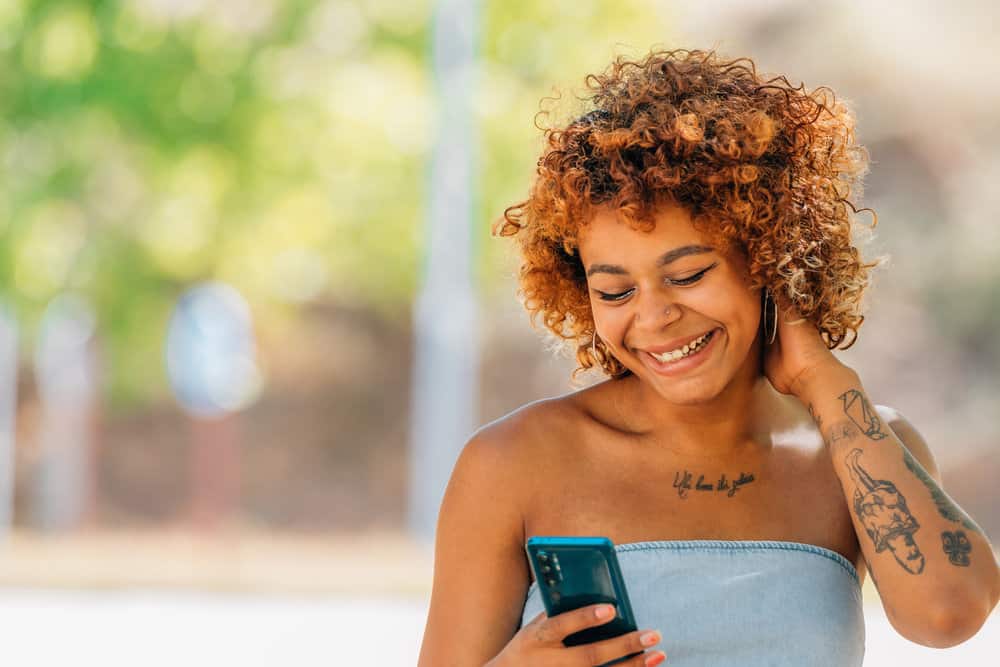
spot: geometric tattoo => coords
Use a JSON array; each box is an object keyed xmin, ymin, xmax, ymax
[
  {"xmin": 838, "ymin": 389, "xmax": 889, "ymax": 440},
  {"xmin": 846, "ymin": 448, "xmax": 925, "ymax": 574},
  {"xmin": 941, "ymin": 530, "xmax": 972, "ymax": 566}
]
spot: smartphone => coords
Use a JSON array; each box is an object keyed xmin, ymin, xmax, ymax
[{"xmin": 525, "ymin": 536, "xmax": 641, "ymax": 665}]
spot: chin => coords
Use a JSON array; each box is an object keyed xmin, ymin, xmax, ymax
[
  {"xmin": 645, "ymin": 373, "xmax": 726, "ymax": 405},
  {"xmin": 666, "ymin": 387, "xmax": 721, "ymax": 406}
]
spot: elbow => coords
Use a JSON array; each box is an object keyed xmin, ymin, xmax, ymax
[
  {"xmin": 903, "ymin": 597, "xmax": 993, "ymax": 648},
  {"xmin": 993, "ymin": 558, "xmax": 1000, "ymax": 610},
  {"xmin": 931, "ymin": 600, "xmax": 992, "ymax": 648}
]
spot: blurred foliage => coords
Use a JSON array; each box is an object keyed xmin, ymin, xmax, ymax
[
  {"xmin": 476, "ymin": 0, "xmax": 674, "ymax": 298},
  {"xmin": 0, "ymin": 0, "xmax": 671, "ymax": 408}
]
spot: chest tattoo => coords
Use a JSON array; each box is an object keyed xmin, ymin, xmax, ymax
[{"xmin": 672, "ymin": 469, "xmax": 757, "ymax": 499}]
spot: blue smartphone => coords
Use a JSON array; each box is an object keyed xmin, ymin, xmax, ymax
[{"xmin": 525, "ymin": 536, "xmax": 641, "ymax": 665}]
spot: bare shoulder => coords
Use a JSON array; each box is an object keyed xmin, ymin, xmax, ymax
[
  {"xmin": 459, "ymin": 391, "xmax": 592, "ymax": 523},
  {"xmin": 875, "ymin": 404, "xmax": 942, "ymax": 484},
  {"xmin": 443, "ymin": 396, "xmax": 578, "ymax": 536},
  {"xmin": 417, "ymin": 393, "xmax": 584, "ymax": 666},
  {"xmin": 473, "ymin": 391, "xmax": 591, "ymax": 464},
  {"xmin": 477, "ymin": 393, "xmax": 579, "ymax": 441}
]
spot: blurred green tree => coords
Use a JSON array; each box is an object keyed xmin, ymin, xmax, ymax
[{"xmin": 0, "ymin": 0, "xmax": 670, "ymax": 408}]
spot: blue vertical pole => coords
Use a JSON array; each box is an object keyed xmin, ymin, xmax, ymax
[
  {"xmin": 408, "ymin": 0, "xmax": 482, "ymax": 544},
  {"xmin": 33, "ymin": 294, "xmax": 98, "ymax": 531}
]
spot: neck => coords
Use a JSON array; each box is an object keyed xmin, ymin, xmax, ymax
[{"xmin": 618, "ymin": 343, "xmax": 776, "ymax": 462}]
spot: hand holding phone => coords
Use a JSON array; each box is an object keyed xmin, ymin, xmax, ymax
[
  {"xmin": 526, "ymin": 537, "xmax": 639, "ymax": 646},
  {"xmin": 486, "ymin": 536, "xmax": 665, "ymax": 667}
]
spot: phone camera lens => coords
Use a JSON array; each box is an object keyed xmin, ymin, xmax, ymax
[
  {"xmin": 538, "ymin": 552, "xmax": 549, "ymax": 562},
  {"xmin": 546, "ymin": 577, "xmax": 558, "ymax": 587}
]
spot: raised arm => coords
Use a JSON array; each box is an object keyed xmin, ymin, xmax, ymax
[{"xmin": 798, "ymin": 364, "xmax": 999, "ymax": 648}]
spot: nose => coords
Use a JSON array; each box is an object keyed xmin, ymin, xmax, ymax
[{"xmin": 634, "ymin": 284, "xmax": 682, "ymax": 329}]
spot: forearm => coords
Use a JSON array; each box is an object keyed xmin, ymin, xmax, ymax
[{"xmin": 797, "ymin": 362, "xmax": 1000, "ymax": 647}]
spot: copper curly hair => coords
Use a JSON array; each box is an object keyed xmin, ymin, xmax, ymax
[{"xmin": 493, "ymin": 48, "xmax": 883, "ymax": 380}]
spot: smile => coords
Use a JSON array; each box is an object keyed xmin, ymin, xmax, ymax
[
  {"xmin": 648, "ymin": 330, "xmax": 714, "ymax": 362},
  {"xmin": 639, "ymin": 328, "xmax": 721, "ymax": 375}
]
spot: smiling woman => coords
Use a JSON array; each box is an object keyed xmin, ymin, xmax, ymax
[
  {"xmin": 495, "ymin": 48, "xmax": 879, "ymax": 380},
  {"xmin": 417, "ymin": 48, "xmax": 999, "ymax": 667}
]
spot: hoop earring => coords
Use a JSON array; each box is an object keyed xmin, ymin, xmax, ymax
[
  {"xmin": 763, "ymin": 289, "xmax": 777, "ymax": 345},
  {"xmin": 591, "ymin": 333, "xmax": 625, "ymax": 377}
]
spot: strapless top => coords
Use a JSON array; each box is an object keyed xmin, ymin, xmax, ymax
[{"xmin": 520, "ymin": 540, "xmax": 865, "ymax": 666}]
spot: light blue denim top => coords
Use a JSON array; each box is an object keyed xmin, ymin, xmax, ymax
[{"xmin": 520, "ymin": 540, "xmax": 865, "ymax": 666}]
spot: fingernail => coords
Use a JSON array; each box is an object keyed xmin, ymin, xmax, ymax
[
  {"xmin": 595, "ymin": 605, "xmax": 614, "ymax": 619},
  {"xmin": 640, "ymin": 631, "xmax": 660, "ymax": 646},
  {"xmin": 645, "ymin": 652, "xmax": 666, "ymax": 667}
]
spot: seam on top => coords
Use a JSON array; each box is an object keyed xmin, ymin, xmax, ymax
[
  {"xmin": 524, "ymin": 539, "xmax": 860, "ymax": 601},
  {"xmin": 613, "ymin": 540, "xmax": 860, "ymax": 585}
]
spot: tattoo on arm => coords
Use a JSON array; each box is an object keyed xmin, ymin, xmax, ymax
[
  {"xmin": 863, "ymin": 557, "xmax": 882, "ymax": 593},
  {"xmin": 900, "ymin": 446, "xmax": 980, "ymax": 532},
  {"xmin": 808, "ymin": 402, "xmax": 823, "ymax": 429},
  {"xmin": 838, "ymin": 389, "xmax": 890, "ymax": 440},
  {"xmin": 846, "ymin": 448, "xmax": 925, "ymax": 574},
  {"xmin": 941, "ymin": 530, "xmax": 972, "ymax": 566},
  {"xmin": 825, "ymin": 422, "xmax": 860, "ymax": 448}
]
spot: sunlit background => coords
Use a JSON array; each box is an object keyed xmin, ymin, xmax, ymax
[{"xmin": 0, "ymin": 0, "xmax": 997, "ymax": 664}]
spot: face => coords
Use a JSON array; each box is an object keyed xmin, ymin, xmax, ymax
[{"xmin": 577, "ymin": 204, "xmax": 762, "ymax": 405}]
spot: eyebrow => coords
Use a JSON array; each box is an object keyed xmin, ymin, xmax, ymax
[{"xmin": 585, "ymin": 244, "xmax": 715, "ymax": 277}]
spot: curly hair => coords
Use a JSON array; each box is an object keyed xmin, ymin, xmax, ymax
[{"xmin": 493, "ymin": 48, "xmax": 883, "ymax": 380}]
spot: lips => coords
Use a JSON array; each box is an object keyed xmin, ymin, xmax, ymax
[
  {"xmin": 637, "ymin": 327, "xmax": 722, "ymax": 376},
  {"xmin": 638, "ymin": 328, "xmax": 720, "ymax": 356}
]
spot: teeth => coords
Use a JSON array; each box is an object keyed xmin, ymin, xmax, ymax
[{"xmin": 650, "ymin": 331, "xmax": 713, "ymax": 363}]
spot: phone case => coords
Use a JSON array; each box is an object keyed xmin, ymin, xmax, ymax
[{"xmin": 525, "ymin": 536, "xmax": 641, "ymax": 665}]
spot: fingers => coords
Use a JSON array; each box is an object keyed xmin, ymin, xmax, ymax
[
  {"xmin": 530, "ymin": 603, "xmax": 617, "ymax": 645},
  {"xmin": 632, "ymin": 649, "xmax": 667, "ymax": 666},
  {"xmin": 569, "ymin": 628, "xmax": 664, "ymax": 667},
  {"xmin": 527, "ymin": 605, "xmax": 667, "ymax": 666}
]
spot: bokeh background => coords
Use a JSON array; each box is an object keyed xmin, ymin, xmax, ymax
[{"xmin": 0, "ymin": 0, "xmax": 997, "ymax": 664}]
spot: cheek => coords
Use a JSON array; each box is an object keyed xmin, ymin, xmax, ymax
[
  {"xmin": 715, "ymin": 267, "xmax": 758, "ymax": 315},
  {"xmin": 701, "ymin": 290, "xmax": 760, "ymax": 342},
  {"xmin": 730, "ymin": 300, "xmax": 762, "ymax": 342},
  {"xmin": 593, "ymin": 306, "xmax": 629, "ymax": 339},
  {"xmin": 708, "ymin": 293, "xmax": 760, "ymax": 350},
  {"xmin": 739, "ymin": 294, "xmax": 763, "ymax": 332}
]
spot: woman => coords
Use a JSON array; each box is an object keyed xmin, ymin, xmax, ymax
[{"xmin": 418, "ymin": 48, "xmax": 999, "ymax": 666}]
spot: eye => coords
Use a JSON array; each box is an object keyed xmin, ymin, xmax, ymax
[
  {"xmin": 593, "ymin": 262, "xmax": 718, "ymax": 302},
  {"xmin": 596, "ymin": 287, "xmax": 634, "ymax": 302},
  {"xmin": 667, "ymin": 262, "xmax": 718, "ymax": 286},
  {"xmin": 594, "ymin": 290, "xmax": 633, "ymax": 301}
]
